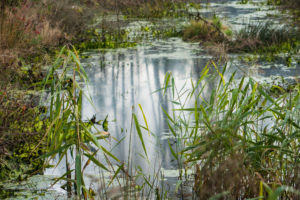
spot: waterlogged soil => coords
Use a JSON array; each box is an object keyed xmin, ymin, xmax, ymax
[{"xmin": 2, "ymin": 0, "xmax": 300, "ymax": 199}]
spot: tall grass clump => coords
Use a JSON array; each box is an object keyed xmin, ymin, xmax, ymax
[
  {"xmin": 182, "ymin": 15, "xmax": 231, "ymax": 43},
  {"xmin": 162, "ymin": 62, "xmax": 300, "ymax": 199},
  {"xmin": 39, "ymin": 46, "xmax": 164, "ymax": 199},
  {"xmin": 230, "ymin": 22, "xmax": 299, "ymax": 53},
  {"xmin": 39, "ymin": 46, "xmax": 119, "ymax": 198}
]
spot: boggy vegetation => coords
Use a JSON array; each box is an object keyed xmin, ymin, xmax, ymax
[
  {"xmin": 38, "ymin": 47, "xmax": 163, "ymax": 199},
  {"xmin": 36, "ymin": 54, "xmax": 300, "ymax": 199},
  {"xmin": 183, "ymin": 17, "xmax": 300, "ymax": 59},
  {"xmin": 0, "ymin": 0, "xmax": 195, "ymax": 187},
  {"xmin": 0, "ymin": 0, "xmax": 98, "ymax": 182},
  {"xmin": 229, "ymin": 22, "xmax": 299, "ymax": 54},
  {"xmin": 2, "ymin": 49, "xmax": 300, "ymax": 199},
  {"xmin": 182, "ymin": 15, "xmax": 232, "ymax": 43},
  {"xmin": 1, "ymin": 0, "xmax": 300, "ymax": 199},
  {"xmin": 163, "ymin": 63, "xmax": 300, "ymax": 199}
]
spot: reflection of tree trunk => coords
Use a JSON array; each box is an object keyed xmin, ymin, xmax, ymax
[
  {"xmin": 100, "ymin": 50, "xmax": 105, "ymax": 69},
  {"xmin": 153, "ymin": 59, "xmax": 164, "ymax": 137},
  {"xmin": 145, "ymin": 60, "xmax": 158, "ymax": 129},
  {"xmin": 121, "ymin": 62, "xmax": 125, "ymax": 133},
  {"xmin": 112, "ymin": 54, "xmax": 118, "ymax": 120},
  {"xmin": 162, "ymin": 58, "xmax": 169, "ymax": 126},
  {"xmin": 194, "ymin": 58, "xmax": 202, "ymax": 81},
  {"xmin": 94, "ymin": 52, "xmax": 107, "ymax": 113},
  {"xmin": 193, "ymin": 57, "xmax": 203, "ymax": 100},
  {"xmin": 118, "ymin": 60, "xmax": 126, "ymax": 160},
  {"xmin": 161, "ymin": 59, "xmax": 173, "ymax": 169},
  {"xmin": 130, "ymin": 61, "xmax": 135, "ymax": 106},
  {"xmin": 136, "ymin": 51, "xmax": 141, "ymax": 95},
  {"xmin": 152, "ymin": 58, "xmax": 175, "ymax": 168}
]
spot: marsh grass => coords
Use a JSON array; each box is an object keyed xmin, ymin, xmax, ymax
[
  {"xmin": 230, "ymin": 22, "xmax": 299, "ymax": 53},
  {"xmin": 162, "ymin": 62, "xmax": 300, "ymax": 199},
  {"xmin": 182, "ymin": 18, "xmax": 300, "ymax": 59},
  {"xmin": 39, "ymin": 46, "xmax": 121, "ymax": 198},
  {"xmin": 40, "ymin": 47, "xmax": 166, "ymax": 199},
  {"xmin": 182, "ymin": 16, "xmax": 231, "ymax": 43}
]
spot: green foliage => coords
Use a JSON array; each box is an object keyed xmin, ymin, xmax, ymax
[
  {"xmin": 162, "ymin": 62, "xmax": 300, "ymax": 199},
  {"xmin": 212, "ymin": 14, "xmax": 222, "ymax": 30},
  {"xmin": 77, "ymin": 30, "xmax": 137, "ymax": 50},
  {"xmin": 43, "ymin": 46, "xmax": 116, "ymax": 198},
  {"xmin": 224, "ymin": 29, "xmax": 233, "ymax": 37},
  {"xmin": 267, "ymin": 0, "xmax": 282, "ymax": 5}
]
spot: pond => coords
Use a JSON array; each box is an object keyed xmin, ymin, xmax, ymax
[{"xmin": 2, "ymin": 0, "xmax": 300, "ymax": 199}]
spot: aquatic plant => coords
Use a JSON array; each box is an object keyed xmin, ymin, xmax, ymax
[
  {"xmin": 230, "ymin": 22, "xmax": 299, "ymax": 53},
  {"xmin": 162, "ymin": 62, "xmax": 300, "ymax": 199},
  {"xmin": 77, "ymin": 28, "xmax": 137, "ymax": 50},
  {"xmin": 40, "ymin": 46, "xmax": 119, "ymax": 198},
  {"xmin": 39, "ymin": 46, "xmax": 167, "ymax": 199}
]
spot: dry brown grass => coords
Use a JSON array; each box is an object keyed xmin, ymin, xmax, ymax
[
  {"xmin": 194, "ymin": 154, "xmax": 260, "ymax": 199},
  {"xmin": 39, "ymin": 21, "xmax": 62, "ymax": 46},
  {"xmin": 228, "ymin": 37, "xmax": 263, "ymax": 53},
  {"xmin": 0, "ymin": 0, "xmax": 96, "ymax": 81},
  {"xmin": 206, "ymin": 42, "xmax": 229, "ymax": 60},
  {"xmin": 0, "ymin": 0, "xmax": 94, "ymax": 54},
  {"xmin": 0, "ymin": 4, "xmax": 62, "ymax": 57},
  {"xmin": 182, "ymin": 19, "xmax": 230, "ymax": 42}
]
